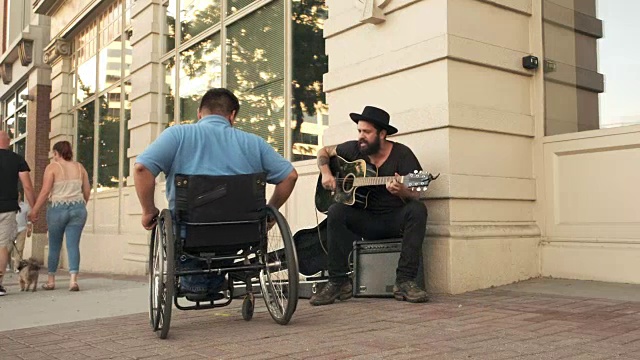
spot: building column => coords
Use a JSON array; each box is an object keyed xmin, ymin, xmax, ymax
[
  {"xmin": 324, "ymin": 0, "xmax": 541, "ymax": 294},
  {"xmin": 25, "ymin": 69, "xmax": 52, "ymax": 262},
  {"xmin": 124, "ymin": 0, "xmax": 166, "ymax": 268},
  {"xmin": 44, "ymin": 38, "xmax": 74, "ymax": 145}
]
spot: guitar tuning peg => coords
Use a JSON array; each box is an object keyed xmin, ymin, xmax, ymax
[{"xmin": 414, "ymin": 170, "xmax": 418, "ymax": 174}]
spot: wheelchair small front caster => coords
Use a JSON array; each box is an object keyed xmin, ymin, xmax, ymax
[{"xmin": 242, "ymin": 293, "xmax": 255, "ymax": 321}]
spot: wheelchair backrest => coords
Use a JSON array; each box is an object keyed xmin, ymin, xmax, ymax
[{"xmin": 174, "ymin": 173, "xmax": 266, "ymax": 252}]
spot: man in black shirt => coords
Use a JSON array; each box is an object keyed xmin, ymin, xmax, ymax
[
  {"xmin": 309, "ymin": 106, "xmax": 429, "ymax": 306},
  {"xmin": 0, "ymin": 130, "xmax": 35, "ymax": 296}
]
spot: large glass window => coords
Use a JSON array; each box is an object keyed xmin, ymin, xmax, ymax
[
  {"xmin": 181, "ymin": 0, "xmax": 221, "ymax": 42},
  {"xmin": 291, "ymin": 0, "xmax": 328, "ymax": 161},
  {"xmin": 77, "ymin": 102, "xmax": 95, "ymax": 184},
  {"xmin": 1, "ymin": 84, "xmax": 29, "ymax": 157},
  {"xmin": 227, "ymin": 1, "xmax": 285, "ymax": 154},
  {"xmin": 543, "ymin": 0, "xmax": 640, "ymax": 136},
  {"xmin": 161, "ymin": 0, "xmax": 328, "ymax": 160},
  {"xmin": 227, "ymin": 0, "xmax": 256, "ymax": 15},
  {"xmin": 179, "ymin": 34, "xmax": 222, "ymax": 124},
  {"xmin": 71, "ymin": 0, "xmax": 133, "ymax": 192},
  {"xmin": 98, "ymin": 87, "xmax": 121, "ymax": 189}
]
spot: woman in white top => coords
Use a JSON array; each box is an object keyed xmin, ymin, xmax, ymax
[{"xmin": 29, "ymin": 141, "xmax": 90, "ymax": 291}]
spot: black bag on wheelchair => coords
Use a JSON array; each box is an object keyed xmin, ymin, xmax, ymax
[{"xmin": 174, "ymin": 172, "xmax": 266, "ymax": 253}]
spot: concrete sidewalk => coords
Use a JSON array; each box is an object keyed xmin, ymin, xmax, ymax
[
  {"xmin": 1, "ymin": 275, "xmax": 640, "ymax": 359},
  {"xmin": 0, "ymin": 271, "xmax": 148, "ymax": 331}
]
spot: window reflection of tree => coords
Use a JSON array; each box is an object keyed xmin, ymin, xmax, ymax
[
  {"xmin": 227, "ymin": 1, "xmax": 285, "ymax": 154},
  {"xmin": 180, "ymin": 36, "xmax": 222, "ymax": 124},
  {"xmin": 181, "ymin": 1, "xmax": 221, "ymax": 42},
  {"xmin": 292, "ymin": 0, "xmax": 328, "ymax": 161},
  {"xmin": 97, "ymin": 90, "xmax": 121, "ymax": 189},
  {"xmin": 77, "ymin": 103, "xmax": 95, "ymax": 187},
  {"xmin": 164, "ymin": 58, "xmax": 176, "ymax": 127}
]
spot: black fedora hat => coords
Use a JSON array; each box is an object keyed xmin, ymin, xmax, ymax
[{"xmin": 349, "ymin": 106, "xmax": 398, "ymax": 135}]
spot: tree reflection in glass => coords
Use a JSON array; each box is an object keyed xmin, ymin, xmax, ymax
[
  {"xmin": 165, "ymin": 0, "xmax": 177, "ymax": 52},
  {"xmin": 226, "ymin": 0, "xmax": 285, "ymax": 154},
  {"xmin": 227, "ymin": 0, "xmax": 256, "ymax": 15},
  {"xmin": 163, "ymin": 59, "xmax": 177, "ymax": 127},
  {"xmin": 179, "ymin": 34, "xmax": 222, "ymax": 124},
  {"xmin": 77, "ymin": 102, "xmax": 95, "ymax": 186},
  {"xmin": 97, "ymin": 87, "xmax": 121, "ymax": 190},
  {"xmin": 122, "ymin": 82, "xmax": 131, "ymax": 186},
  {"xmin": 16, "ymin": 108, "xmax": 27, "ymax": 138},
  {"xmin": 291, "ymin": 0, "xmax": 328, "ymax": 161},
  {"xmin": 181, "ymin": 0, "xmax": 221, "ymax": 43}
]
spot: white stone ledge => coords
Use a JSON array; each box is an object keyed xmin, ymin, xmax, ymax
[
  {"xmin": 543, "ymin": 1, "xmax": 602, "ymax": 38},
  {"xmin": 448, "ymin": 103, "xmax": 534, "ymax": 137},
  {"xmin": 477, "ymin": 0, "xmax": 532, "ymax": 16},
  {"xmin": 427, "ymin": 224, "xmax": 540, "ymax": 238},
  {"xmin": 324, "ymin": 0, "xmax": 422, "ymax": 39},
  {"xmin": 123, "ymin": 254, "xmax": 148, "ymax": 263},
  {"xmin": 448, "ymin": 35, "xmax": 532, "ymax": 76},
  {"xmin": 543, "ymin": 62, "xmax": 604, "ymax": 93},
  {"xmin": 544, "ymin": 237, "xmax": 640, "ymax": 245},
  {"xmin": 324, "ymin": 34, "xmax": 447, "ymax": 92},
  {"xmin": 324, "ymin": 103, "xmax": 533, "ymax": 146},
  {"xmin": 324, "ymin": 34, "xmax": 532, "ymax": 93},
  {"xmin": 428, "ymin": 173, "xmax": 536, "ymax": 200}
]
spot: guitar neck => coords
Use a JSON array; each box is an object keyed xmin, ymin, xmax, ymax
[{"xmin": 353, "ymin": 176, "xmax": 402, "ymax": 187}]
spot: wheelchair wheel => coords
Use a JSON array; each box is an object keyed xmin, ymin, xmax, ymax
[
  {"xmin": 258, "ymin": 206, "xmax": 299, "ymax": 325},
  {"xmin": 242, "ymin": 293, "xmax": 254, "ymax": 321},
  {"xmin": 148, "ymin": 209, "xmax": 175, "ymax": 339},
  {"xmin": 148, "ymin": 226, "xmax": 161, "ymax": 331}
]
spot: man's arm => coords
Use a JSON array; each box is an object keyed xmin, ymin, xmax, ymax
[
  {"xmin": 317, "ymin": 145, "xmax": 337, "ymax": 190},
  {"xmin": 18, "ymin": 171, "xmax": 35, "ymax": 208},
  {"xmin": 134, "ymin": 163, "xmax": 160, "ymax": 230},
  {"xmin": 267, "ymin": 168, "xmax": 298, "ymax": 209},
  {"xmin": 316, "ymin": 145, "xmax": 337, "ymax": 176},
  {"xmin": 29, "ymin": 165, "xmax": 54, "ymax": 222}
]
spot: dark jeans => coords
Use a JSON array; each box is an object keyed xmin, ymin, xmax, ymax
[{"xmin": 326, "ymin": 201, "xmax": 427, "ymax": 283}]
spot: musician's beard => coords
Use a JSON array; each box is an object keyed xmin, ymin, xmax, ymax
[{"xmin": 358, "ymin": 137, "xmax": 381, "ymax": 156}]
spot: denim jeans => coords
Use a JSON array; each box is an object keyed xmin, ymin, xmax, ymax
[{"xmin": 47, "ymin": 202, "xmax": 87, "ymax": 274}]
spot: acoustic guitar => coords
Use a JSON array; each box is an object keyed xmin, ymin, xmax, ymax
[{"xmin": 315, "ymin": 156, "xmax": 438, "ymax": 213}]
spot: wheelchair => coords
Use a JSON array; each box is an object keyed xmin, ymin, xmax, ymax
[{"xmin": 148, "ymin": 172, "xmax": 299, "ymax": 339}]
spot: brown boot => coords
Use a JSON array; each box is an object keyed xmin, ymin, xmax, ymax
[
  {"xmin": 309, "ymin": 280, "xmax": 352, "ymax": 306},
  {"xmin": 393, "ymin": 280, "xmax": 429, "ymax": 303}
]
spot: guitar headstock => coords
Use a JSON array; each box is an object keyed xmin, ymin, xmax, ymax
[{"xmin": 404, "ymin": 171, "xmax": 440, "ymax": 191}]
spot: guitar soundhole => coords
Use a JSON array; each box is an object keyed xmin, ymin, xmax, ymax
[{"xmin": 341, "ymin": 173, "xmax": 356, "ymax": 192}]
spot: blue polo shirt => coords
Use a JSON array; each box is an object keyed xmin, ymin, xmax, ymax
[{"xmin": 135, "ymin": 115, "xmax": 294, "ymax": 210}]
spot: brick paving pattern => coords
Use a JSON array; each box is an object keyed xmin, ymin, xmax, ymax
[{"xmin": 2, "ymin": 287, "xmax": 640, "ymax": 359}]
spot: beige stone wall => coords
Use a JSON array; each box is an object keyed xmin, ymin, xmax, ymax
[
  {"xmin": 541, "ymin": 125, "xmax": 640, "ymax": 283},
  {"xmin": 323, "ymin": 0, "xmax": 541, "ymax": 294}
]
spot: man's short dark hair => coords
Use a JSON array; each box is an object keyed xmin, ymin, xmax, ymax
[{"xmin": 199, "ymin": 88, "xmax": 240, "ymax": 116}]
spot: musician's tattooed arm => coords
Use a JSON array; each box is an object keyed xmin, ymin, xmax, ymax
[{"xmin": 317, "ymin": 145, "xmax": 337, "ymax": 172}]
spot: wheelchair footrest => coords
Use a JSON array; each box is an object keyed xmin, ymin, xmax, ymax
[{"xmin": 184, "ymin": 292, "xmax": 225, "ymax": 302}]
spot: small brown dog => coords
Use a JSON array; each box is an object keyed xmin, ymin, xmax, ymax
[{"xmin": 18, "ymin": 257, "xmax": 41, "ymax": 292}]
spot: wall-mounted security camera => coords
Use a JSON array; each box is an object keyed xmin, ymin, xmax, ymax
[
  {"xmin": 522, "ymin": 55, "xmax": 539, "ymax": 70},
  {"xmin": 19, "ymin": 94, "xmax": 33, "ymax": 101}
]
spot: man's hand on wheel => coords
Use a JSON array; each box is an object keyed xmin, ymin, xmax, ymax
[{"xmin": 142, "ymin": 208, "xmax": 160, "ymax": 230}]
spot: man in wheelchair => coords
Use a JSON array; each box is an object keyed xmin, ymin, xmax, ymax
[{"xmin": 134, "ymin": 88, "xmax": 298, "ymax": 302}]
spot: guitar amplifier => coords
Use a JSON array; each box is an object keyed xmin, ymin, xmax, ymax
[{"xmin": 352, "ymin": 239, "xmax": 403, "ymax": 298}]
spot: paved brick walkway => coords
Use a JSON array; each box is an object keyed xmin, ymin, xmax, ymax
[{"xmin": 2, "ymin": 286, "xmax": 640, "ymax": 359}]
